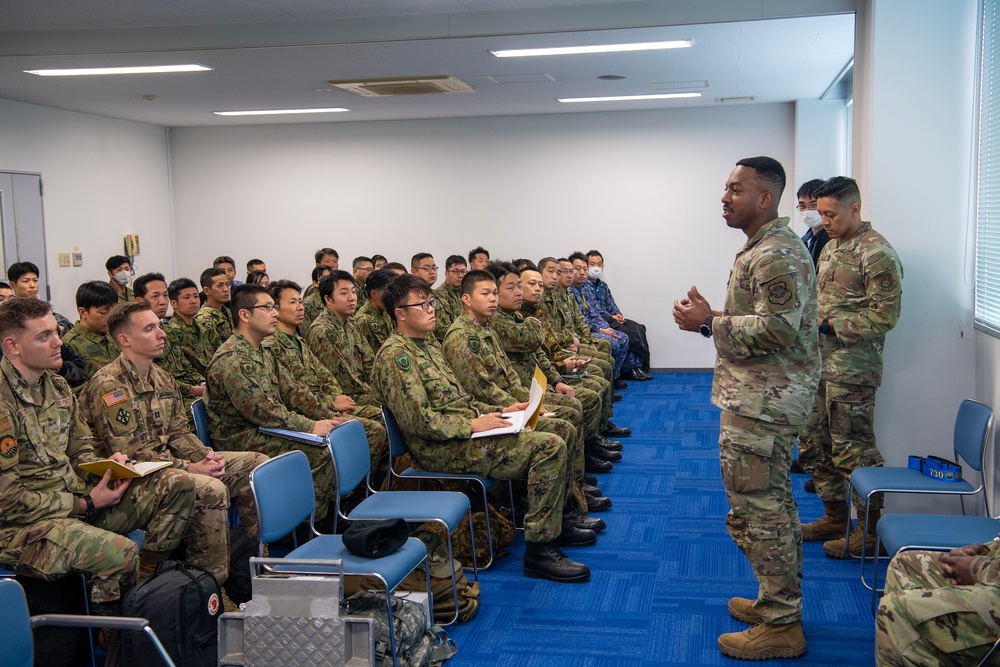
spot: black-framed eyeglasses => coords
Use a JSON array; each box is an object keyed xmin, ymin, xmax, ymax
[
  {"xmin": 244, "ymin": 303, "xmax": 276, "ymax": 313},
  {"xmin": 446, "ymin": 268, "xmax": 467, "ymax": 275},
  {"xmin": 398, "ymin": 298, "xmax": 437, "ymax": 312}
]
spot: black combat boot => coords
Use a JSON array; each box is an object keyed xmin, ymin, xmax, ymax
[
  {"xmin": 563, "ymin": 508, "xmax": 606, "ymax": 533},
  {"xmin": 523, "ymin": 542, "xmax": 591, "ymax": 583},
  {"xmin": 555, "ymin": 522, "xmax": 597, "ymax": 547}
]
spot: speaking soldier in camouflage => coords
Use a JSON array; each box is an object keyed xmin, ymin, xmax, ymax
[
  {"xmin": 79, "ymin": 302, "xmax": 266, "ymax": 552},
  {"xmin": 674, "ymin": 157, "xmax": 820, "ymax": 659},
  {"xmin": 876, "ymin": 543, "xmax": 1000, "ymax": 666},
  {"xmin": 371, "ymin": 274, "xmax": 593, "ymax": 584},
  {"xmin": 206, "ymin": 285, "xmax": 345, "ymax": 521},
  {"xmin": 795, "ymin": 177, "xmax": 903, "ymax": 559},
  {"xmin": 0, "ymin": 298, "xmax": 199, "ymax": 611}
]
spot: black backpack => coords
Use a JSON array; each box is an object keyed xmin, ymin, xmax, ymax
[{"xmin": 114, "ymin": 560, "xmax": 222, "ymax": 667}]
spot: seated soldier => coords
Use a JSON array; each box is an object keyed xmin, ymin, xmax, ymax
[
  {"xmin": 303, "ymin": 248, "xmax": 340, "ymax": 299},
  {"xmin": 246, "ymin": 270, "xmax": 269, "ymax": 287},
  {"xmin": 214, "ymin": 255, "xmax": 242, "ymax": 288},
  {"xmin": 301, "ymin": 265, "xmax": 334, "ymax": 330},
  {"xmin": 192, "ymin": 267, "xmax": 233, "ymax": 373},
  {"xmin": 468, "ymin": 246, "xmax": 490, "ymax": 271},
  {"xmin": 441, "ymin": 269, "xmax": 608, "ymax": 528},
  {"xmin": 206, "ymin": 285, "xmax": 342, "ymax": 521},
  {"xmin": 432, "ymin": 255, "xmax": 466, "ymax": 340},
  {"xmin": 106, "ymin": 255, "xmax": 134, "ymax": 303},
  {"xmin": 410, "ymin": 252, "xmax": 439, "ymax": 288},
  {"xmin": 352, "ymin": 256, "xmax": 374, "ymax": 307},
  {"xmin": 79, "ymin": 301, "xmax": 266, "ymax": 544},
  {"xmin": 587, "ymin": 249, "xmax": 652, "ymax": 377},
  {"xmin": 161, "ymin": 277, "xmax": 208, "ymax": 399},
  {"xmin": 371, "ymin": 274, "xmax": 594, "ymax": 584},
  {"xmin": 555, "ymin": 258, "xmax": 619, "ymax": 386},
  {"xmin": 246, "ymin": 258, "xmax": 266, "ymax": 281},
  {"xmin": 876, "ymin": 543, "xmax": 1000, "ymax": 666},
  {"xmin": 262, "ymin": 280, "xmax": 388, "ymax": 480},
  {"xmin": 384, "ymin": 262, "xmax": 407, "ymax": 276},
  {"xmin": 0, "ymin": 297, "xmax": 205, "ymax": 614},
  {"xmin": 353, "ymin": 268, "xmax": 398, "ymax": 354},
  {"xmin": 306, "ymin": 271, "xmax": 380, "ymax": 409},
  {"xmin": 371, "ymin": 254, "xmax": 388, "ymax": 270},
  {"xmin": 62, "ymin": 281, "xmax": 120, "ymax": 384}
]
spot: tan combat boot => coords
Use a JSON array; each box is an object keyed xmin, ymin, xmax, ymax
[
  {"xmin": 717, "ymin": 621, "xmax": 807, "ymax": 660},
  {"xmin": 823, "ymin": 512, "xmax": 886, "ymax": 559},
  {"xmin": 728, "ymin": 597, "xmax": 762, "ymax": 624},
  {"xmin": 800, "ymin": 501, "xmax": 850, "ymax": 541}
]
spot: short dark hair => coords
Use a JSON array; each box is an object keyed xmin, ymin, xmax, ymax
[
  {"xmin": 133, "ymin": 272, "xmax": 166, "ymax": 298},
  {"xmin": 213, "ymin": 255, "xmax": 236, "ymax": 269},
  {"xmin": 586, "ymin": 250, "xmax": 603, "ymax": 262},
  {"xmin": 445, "ymin": 255, "xmax": 467, "ymax": 270},
  {"xmin": 7, "ymin": 261, "xmax": 39, "ymax": 283},
  {"xmin": 517, "ymin": 260, "xmax": 539, "ymax": 274},
  {"xmin": 371, "ymin": 254, "xmax": 388, "ymax": 265},
  {"xmin": 468, "ymin": 246, "xmax": 490, "ymax": 263},
  {"xmin": 796, "ymin": 179, "xmax": 826, "ymax": 200},
  {"xmin": 246, "ymin": 270, "xmax": 269, "ymax": 285},
  {"xmin": 0, "ymin": 297, "xmax": 52, "ymax": 340},
  {"xmin": 168, "ymin": 278, "xmax": 198, "ymax": 301},
  {"xmin": 568, "ymin": 251, "xmax": 588, "ymax": 264},
  {"xmin": 537, "ymin": 257, "xmax": 558, "ymax": 272},
  {"xmin": 511, "ymin": 258, "xmax": 534, "ymax": 272},
  {"xmin": 364, "ymin": 268, "xmax": 397, "ymax": 298},
  {"xmin": 319, "ymin": 270, "xmax": 356, "ymax": 303},
  {"xmin": 311, "ymin": 265, "xmax": 334, "ymax": 283},
  {"xmin": 268, "ymin": 279, "xmax": 302, "ymax": 303},
  {"xmin": 200, "ymin": 267, "xmax": 227, "ymax": 289},
  {"xmin": 105, "ymin": 255, "xmax": 131, "ymax": 272},
  {"xmin": 382, "ymin": 274, "xmax": 431, "ymax": 324},
  {"xmin": 385, "ymin": 262, "xmax": 407, "ymax": 273},
  {"xmin": 246, "ymin": 258, "xmax": 265, "ymax": 272},
  {"xmin": 813, "ymin": 176, "xmax": 862, "ymax": 205},
  {"xmin": 230, "ymin": 284, "xmax": 269, "ymax": 325},
  {"xmin": 0, "ymin": 282, "xmax": 11, "ymax": 291},
  {"xmin": 735, "ymin": 156, "xmax": 786, "ymax": 203},
  {"xmin": 315, "ymin": 248, "xmax": 339, "ymax": 264},
  {"xmin": 461, "ymin": 269, "xmax": 496, "ymax": 296},
  {"xmin": 352, "ymin": 256, "xmax": 373, "ymax": 269},
  {"xmin": 75, "ymin": 281, "xmax": 118, "ymax": 310},
  {"xmin": 107, "ymin": 301, "xmax": 151, "ymax": 341},
  {"xmin": 487, "ymin": 261, "xmax": 517, "ymax": 283},
  {"xmin": 410, "ymin": 252, "xmax": 433, "ymax": 269}
]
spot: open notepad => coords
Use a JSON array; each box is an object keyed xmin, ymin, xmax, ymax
[
  {"xmin": 472, "ymin": 366, "xmax": 548, "ymax": 439},
  {"xmin": 78, "ymin": 459, "xmax": 172, "ymax": 479},
  {"xmin": 257, "ymin": 427, "xmax": 328, "ymax": 446}
]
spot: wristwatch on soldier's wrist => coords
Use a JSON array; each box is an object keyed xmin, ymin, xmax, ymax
[
  {"xmin": 699, "ymin": 315, "xmax": 714, "ymax": 338},
  {"xmin": 82, "ymin": 494, "xmax": 98, "ymax": 523}
]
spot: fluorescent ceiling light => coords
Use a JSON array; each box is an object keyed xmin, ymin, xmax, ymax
[
  {"xmin": 491, "ymin": 40, "xmax": 691, "ymax": 58},
  {"xmin": 214, "ymin": 107, "xmax": 349, "ymax": 116},
  {"xmin": 24, "ymin": 64, "xmax": 213, "ymax": 76},
  {"xmin": 559, "ymin": 92, "xmax": 702, "ymax": 103}
]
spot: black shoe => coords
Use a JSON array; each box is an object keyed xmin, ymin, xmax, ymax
[
  {"xmin": 623, "ymin": 368, "xmax": 650, "ymax": 382},
  {"xmin": 555, "ymin": 523, "xmax": 597, "ymax": 547},
  {"xmin": 564, "ymin": 508, "xmax": 606, "ymax": 532},
  {"xmin": 603, "ymin": 422, "xmax": 632, "ymax": 438},
  {"xmin": 585, "ymin": 455, "xmax": 613, "ymax": 474},
  {"xmin": 588, "ymin": 445, "xmax": 622, "ymax": 463},
  {"xmin": 583, "ymin": 473, "xmax": 598, "ymax": 485},
  {"xmin": 613, "ymin": 378, "xmax": 628, "ymax": 390},
  {"xmin": 637, "ymin": 369, "xmax": 654, "ymax": 381},
  {"xmin": 523, "ymin": 542, "xmax": 591, "ymax": 583},
  {"xmin": 613, "ymin": 393, "xmax": 623, "ymax": 402},
  {"xmin": 790, "ymin": 459, "xmax": 804, "ymax": 474},
  {"xmin": 804, "ymin": 479, "xmax": 816, "ymax": 493},
  {"xmin": 597, "ymin": 437, "xmax": 622, "ymax": 451},
  {"xmin": 586, "ymin": 495, "xmax": 612, "ymax": 512},
  {"xmin": 582, "ymin": 482, "xmax": 603, "ymax": 497}
]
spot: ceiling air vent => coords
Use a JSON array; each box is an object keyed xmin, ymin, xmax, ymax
[{"xmin": 328, "ymin": 76, "xmax": 475, "ymax": 97}]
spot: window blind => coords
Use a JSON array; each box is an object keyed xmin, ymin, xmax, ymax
[{"xmin": 976, "ymin": 0, "xmax": 1000, "ymax": 333}]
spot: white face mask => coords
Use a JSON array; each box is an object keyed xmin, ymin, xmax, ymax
[
  {"xmin": 113, "ymin": 270, "xmax": 131, "ymax": 286},
  {"xmin": 799, "ymin": 209, "xmax": 823, "ymax": 229},
  {"xmin": 588, "ymin": 266, "xmax": 603, "ymax": 280}
]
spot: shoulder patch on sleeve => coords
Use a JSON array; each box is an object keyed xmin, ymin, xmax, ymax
[
  {"xmin": 0, "ymin": 435, "xmax": 17, "ymax": 460},
  {"xmin": 766, "ymin": 280, "xmax": 792, "ymax": 305},
  {"xmin": 468, "ymin": 336, "xmax": 481, "ymax": 354},
  {"xmin": 394, "ymin": 353, "xmax": 411, "ymax": 371},
  {"xmin": 875, "ymin": 272, "xmax": 897, "ymax": 293},
  {"xmin": 102, "ymin": 388, "xmax": 128, "ymax": 407},
  {"xmin": 240, "ymin": 360, "xmax": 255, "ymax": 379},
  {"xmin": 761, "ymin": 275, "xmax": 798, "ymax": 313}
]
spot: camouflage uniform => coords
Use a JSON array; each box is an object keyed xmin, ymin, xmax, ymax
[
  {"xmin": 371, "ymin": 333, "xmax": 570, "ymax": 543},
  {"xmin": 193, "ymin": 304, "xmax": 233, "ymax": 370},
  {"xmin": 442, "ymin": 314, "xmax": 586, "ymax": 510},
  {"xmin": 798, "ymin": 221, "xmax": 903, "ymax": 511},
  {"xmin": 354, "ymin": 300, "xmax": 394, "ymax": 355},
  {"xmin": 355, "ymin": 280, "xmax": 368, "ymax": 307},
  {"xmin": 206, "ymin": 333, "xmax": 337, "ymax": 520},
  {"xmin": 0, "ymin": 357, "xmax": 197, "ymax": 603},
  {"xmin": 156, "ymin": 320, "xmax": 206, "ymax": 421},
  {"xmin": 537, "ymin": 290, "xmax": 614, "ymax": 382},
  {"xmin": 876, "ymin": 545, "xmax": 1000, "ymax": 666},
  {"xmin": 431, "ymin": 283, "xmax": 463, "ymax": 341},
  {"xmin": 301, "ymin": 290, "xmax": 325, "ymax": 331},
  {"xmin": 711, "ymin": 217, "xmax": 821, "ymax": 625},
  {"xmin": 262, "ymin": 329, "xmax": 387, "ymax": 473},
  {"xmin": 306, "ymin": 309, "xmax": 379, "ymax": 407},
  {"xmin": 62, "ymin": 323, "xmax": 119, "ymax": 385},
  {"xmin": 78, "ymin": 353, "xmax": 266, "ymax": 544},
  {"xmin": 112, "ymin": 283, "xmax": 135, "ymax": 303},
  {"xmin": 570, "ymin": 281, "xmax": 642, "ymax": 376},
  {"xmin": 163, "ymin": 315, "xmax": 211, "ymax": 379}
]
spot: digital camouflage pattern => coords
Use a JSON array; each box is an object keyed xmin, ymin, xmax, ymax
[
  {"xmin": 111, "ymin": 282, "xmax": 135, "ymax": 304},
  {"xmin": 301, "ymin": 290, "xmax": 325, "ymax": 331},
  {"xmin": 62, "ymin": 322, "xmax": 119, "ymax": 385},
  {"xmin": 193, "ymin": 304, "xmax": 233, "ymax": 368},
  {"xmin": 371, "ymin": 332, "xmax": 571, "ymax": 543},
  {"xmin": 262, "ymin": 328, "xmax": 387, "ymax": 473},
  {"xmin": 79, "ymin": 353, "xmax": 266, "ymax": 544},
  {"xmin": 157, "ymin": 316, "xmax": 206, "ymax": 401},
  {"xmin": 432, "ymin": 283, "xmax": 463, "ymax": 341},
  {"xmin": 534, "ymin": 291, "xmax": 614, "ymax": 381},
  {"xmin": 206, "ymin": 333, "xmax": 337, "ymax": 519},
  {"xmin": 0, "ymin": 357, "xmax": 196, "ymax": 603},
  {"xmin": 354, "ymin": 280, "xmax": 368, "ymax": 308},
  {"xmin": 306, "ymin": 309, "xmax": 378, "ymax": 406},
  {"xmin": 353, "ymin": 300, "xmax": 394, "ymax": 355},
  {"xmin": 876, "ymin": 545, "xmax": 1000, "ymax": 666},
  {"xmin": 569, "ymin": 282, "xmax": 638, "ymax": 376}
]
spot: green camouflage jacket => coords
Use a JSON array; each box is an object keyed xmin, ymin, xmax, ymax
[
  {"xmin": 711, "ymin": 217, "xmax": 821, "ymax": 426},
  {"xmin": 156, "ymin": 317, "xmax": 206, "ymax": 396},
  {"xmin": 817, "ymin": 221, "xmax": 903, "ymax": 387},
  {"xmin": 261, "ymin": 328, "xmax": 344, "ymax": 407},
  {"xmin": 301, "ymin": 291, "xmax": 325, "ymax": 331},
  {"xmin": 354, "ymin": 300, "xmax": 394, "ymax": 355},
  {"xmin": 490, "ymin": 307, "xmax": 563, "ymax": 389},
  {"xmin": 62, "ymin": 323, "xmax": 119, "ymax": 384},
  {"xmin": 306, "ymin": 309, "xmax": 375, "ymax": 401},
  {"xmin": 442, "ymin": 314, "xmax": 528, "ymax": 407},
  {"xmin": 432, "ymin": 283, "xmax": 463, "ymax": 341},
  {"xmin": 193, "ymin": 305, "xmax": 233, "ymax": 363}
]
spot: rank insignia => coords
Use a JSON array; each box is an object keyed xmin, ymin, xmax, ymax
[
  {"xmin": 240, "ymin": 361, "xmax": 255, "ymax": 378},
  {"xmin": 469, "ymin": 337, "xmax": 480, "ymax": 354},
  {"xmin": 878, "ymin": 273, "xmax": 896, "ymax": 292},
  {"xmin": 116, "ymin": 408, "xmax": 131, "ymax": 426},
  {"xmin": 0, "ymin": 435, "xmax": 17, "ymax": 459},
  {"xmin": 767, "ymin": 281, "xmax": 792, "ymax": 305},
  {"xmin": 102, "ymin": 389, "xmax": 128, "ymax": 407},
  {"xmin": 394, "ymin": 353, "xmax": 411, "ymax": 371}
]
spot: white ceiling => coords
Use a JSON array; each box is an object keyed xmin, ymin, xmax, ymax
[{"xmin": 0, "ymin": 0, "xmax": 856, "ymax": 127}]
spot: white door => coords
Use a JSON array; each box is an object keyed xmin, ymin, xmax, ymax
[{"xmin": 0, "ymin": 171, "xmax": 49, "ymax": 299}]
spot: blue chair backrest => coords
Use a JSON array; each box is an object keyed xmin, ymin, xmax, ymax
[
  {"xmin": 382, "ymin": 406, "xmax": 410, "ymax": 459},
  {"xmin": 0, "ymin": 578, "xmax": 34, "ymax": 667},
  {"xmin": 327, "ymin": 420, "xmax": 370, "ymax": 497},
  {"xmin": 191, "ymin": 398, "xmax": 212, "ymax": 448},
  {"xmin": 954, "ymin": 399, "xmax": 993, "ymax": 472},
  {"xmin": 249, "ymin": 451, "xmax": 315, "ymax": 545}
]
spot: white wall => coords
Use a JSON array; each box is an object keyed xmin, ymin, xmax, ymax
[
  {"xmin": 0, "ymin": 98, "xmax": 173, "ymax": 317},
  {"xmin": 169, "ymin": 103, "xmax": 795, "ymax": 369},
  {"xmin": 793, "ymin": 98, "xmax": 847, "ymax": 229}
]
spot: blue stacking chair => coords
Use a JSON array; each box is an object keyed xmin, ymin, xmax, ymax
[
  {"xmin": 328, "ymin": 419, "xmax": 476, "ymax": 625},
  {"xmin": 249, "ymin": 450, "xmax": 431, "ymax": 667},
  {"xmin": 382, "ymin": 406, "xmax": 515, "ymax": 570},
  {"xmin": 189, "ymin": 398, "xmax": 212, "ymax": 447},
  {"xmin": 0, "ymin": 577, "xmax": 176, "ymax": 667},
  {"xmin": 847, "ymin": 399, "xmax": 994, "ymax": 589}
]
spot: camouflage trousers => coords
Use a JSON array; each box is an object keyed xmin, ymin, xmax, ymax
[
  {"xmin": 543, "ymin": 392, "xmax": 589, "ymax": 476},
  {"xmin": 552, "ymin": 385, "xmax": 603, "ymax": 441},
  {"xmin": 215, "ymin": 450, "xmax": 269, "ymax": 540},
  {"xmin": 412, "ymin": 430, "xmax": 568, "ymax": 543},
  {"xmin": 578, "ymin": 344, "xmax": 613, "ymax": 383},
  {"xmin": 240, "ymin": 431, "xmax": 335, "ymax": 521},
  {"xmin": 719, "ymin": 411, "xmax": 804, "ymax": 624},
  {"xmin": 533, "ymin": 415, "xmax": 586, "ymax": 512},
  {"xmin": 593, "ymin": 329, "xmax": 640, "ymax": 377},
  {"xmin": 798, "ymin": 381, "xmax": 884, "ymax": 512},
  {"xmin": 876, "ymin": 550, "xmax": 1000, "ymax": 666},
  {"xmin": 0, "ymin": 469, "xmax": 195, "ymax": 604},
  {"xmin": 565, "ymin": 373, "xmax": 613, "ymax": 427}
]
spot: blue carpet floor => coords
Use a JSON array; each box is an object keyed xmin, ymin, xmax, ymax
[{"xmin": 442, "ymin": 371, "xmax": 876, "ymax": 666}]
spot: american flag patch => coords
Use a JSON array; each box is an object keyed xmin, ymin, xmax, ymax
[{"xmin": 102, "ymin": 389, "xmax": 127, "ymax": 407}]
